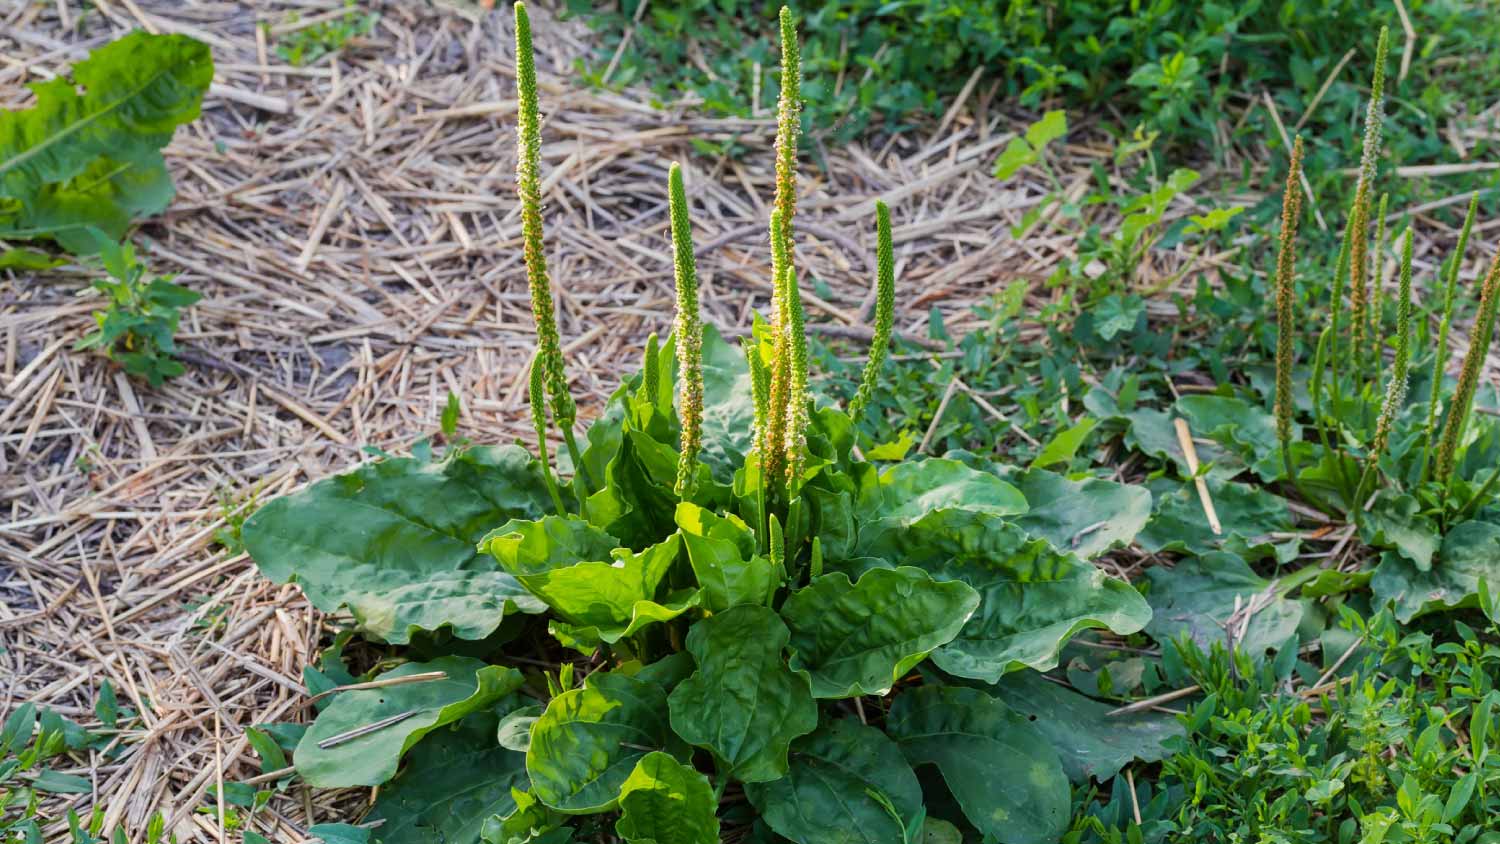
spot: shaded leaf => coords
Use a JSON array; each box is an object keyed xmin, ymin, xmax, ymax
[
  {"xmin": 668, "ymin": 606, "xmax": 817, "ymax": 783},
  {"xmin": 1011, "ymin": 469, "xmax": 1151, "ymax": 558},
  {"xmin": 295, "ymin": 657, "xmax": 523, "ymax": 788},
  {"xmin": 745, "ymin": 718, "xmax": 922, "ymax": 844},
  {"xmin": 1143, "ymin": 552, "xmax": 1304, "ymax": 656},
  {"xmin": 1371, "ymin": 520, "xmax": 1500, "ymax": 622},
  {"xmin": 614, "ymin": 752, "xmax": 719, "ymax": 844},
  {"xmin": 1136, "ymin": 477, "xmax": 1296, "ymax": 562},
  {"xmin": 888, "ymin": 685, "xmax": 1070, "ymax": 844},
  {"xmin": 1360, "ymin": 491, "xmax": 1439, "ymax": 572}
]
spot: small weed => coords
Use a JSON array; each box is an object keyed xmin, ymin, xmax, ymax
[
  {"xmin": 271, "ymin": 3, "xmax": 378, "ymax": 67},
  {"xmin": 75, "ymin": 240, "xmax": 200, "ymax": 387}
]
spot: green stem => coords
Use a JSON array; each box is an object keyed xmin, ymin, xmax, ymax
[{"xmin": 1453, "ymin": 460, "xmax": 1500, "ymax": 525}]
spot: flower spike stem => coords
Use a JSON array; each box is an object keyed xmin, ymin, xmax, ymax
[
  {"xmin": 514, "ymin": 2, "xmax": 590, "ymax": 497},
  {"xmin": 668, "ymin": 162, "xmax": 704, "ymax": 499},
  {"xmin": 1420, "ymin": 192, "xmax": 1480, "ymax": 484},
  {"xmin": 1356, "ymin": 226, "xmax": 1414, "ymax": 511},
  {"xmin": 1273, "ymin": 137, "xmax": 1304, "ymax": 489},
  {"xmin": 528, "ymin": 352, "xmax": 567, "ymax": 516},
  {"xmin": 849, "ymin": 200, "xmax": 896, "ymax": 425}
]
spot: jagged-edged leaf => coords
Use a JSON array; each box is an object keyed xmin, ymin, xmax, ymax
[
  {"xmin": 781, "ymin": 567, "xmax": 979, "ymax": 698},
  {"xmin": 295, "ymin": 657, "xmax": 523, "ymax": 788},
  {"xmin": 990, "ymin": 672, "xmax": 1181, "ymax": 783},
  {"xmin": 528, "ymin": 672, "xmax": 677, "ymax": 813},
  {"xmin": 857, "ymin": 458, "xmax": 1027, "ymax": 530},
  {"xmin": 675, "ymin": 502, "xmax": 777, "ymax": 611},
  {"xmin": 667, "ymin": 605, "xmax": 817, "ymax": 783},
  {"xmin": 0, "ymin": 32, "xmax": 213, "ymax": 251},
  {"xmin": 1136, "ymin": 477, "xmax": 1296, "ymax": 562},
  {"xmin": 1143, "ymin": 552, "xmax": 1305, "ymax": 656},
  {"xmin": 244, "ymin": 446, "xmax": 553, "ymax": 644},
  {"xmin": 745, "ymin": 718, "xmax": 922, "ymax": 844},
  {"xmin": 1360, "ymin": 490, "xmax": 1440, "ymax": 572},
  {"xmin": 369, "ymin": 708, "xmax": 530, "ymax": 844},
  {"xmin": 614, "ymin": 752, "xmax": 719, "ymax": 844},
  {"xmin": 1372, "ymin": 520, "xmax": 1500, "ymax": 622},
  {"xmin": 484, "ymin": 520, "xmax": 682, "ymax": 635},
  {"xmin": 888, "ymin": 685, "xmax": 1070, "ymax": 844},
  {"xmin": 860, "ymin": 512, "xmax": 1149, "ymax": 682},
  {"xmin": 1010, "ymin": 469, "xmax": 1151, "ymax": 558},
  {"xmin": 481, "ymin": 789, "xmax": 567, "ymax": 844}
]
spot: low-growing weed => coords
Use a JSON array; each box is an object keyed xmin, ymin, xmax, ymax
[
  {"xmin": 271, "ymin": 2, "xmax": 378, "ymax": 67},
  {"xmin": 75, "ymin": 240, "xmax": 200, "ymax": 387}
]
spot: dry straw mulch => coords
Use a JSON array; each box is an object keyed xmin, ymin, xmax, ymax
[{"xmin": 1, "ymin": 1, "xmax": 1251, "ymax": 840}]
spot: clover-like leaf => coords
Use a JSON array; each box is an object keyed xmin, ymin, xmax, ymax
[
  {"xmin": 527, "ymin": 672, "xmax": 677, "ymax": 813},
  {"xmin": 860, "ymin": 512, "xmax": 1149, "ymax": 682},
  {"xmin": 745, "ymin": 718, "xmax": 922, "ymax": 844},
  {"xmin": 295, "ymin": 657, "xmax": 523, "ymax": 788},
  {"xmin": 244, "ymin": 446, "xmax": 553, "ymax": 644},
  {"xmin": 888, "ymin": 685, "xmax": 1069, "ymax": 844},
  {"xmin": 781, "ymin": 566, "xmax": 979, "ymax": 698},
  {"xmin": 668, "ymin": 605, "xmax": 817, "ymax": 783},
  {"xmin": 614, "ymin": 752, "xmax": 719, "ymax": 844}
]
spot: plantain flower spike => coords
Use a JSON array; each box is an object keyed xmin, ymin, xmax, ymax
[
  {"xmin": 764, "ymin": 208, "xmax": 791, "ymax": 488},
  {"xmin": 514, "ymin": 2, "xmax": 575, "ymax": 432},
  {"xmin": 1370, "ymin": 227, "xmax": 1414, "ymax": 465},
  {"xmin": 1273, "ymin": 137, "xmax": 1304, "ymax": 480},
  {"xmin": 762, "ymin": 7, "xmax": 803, "ymax": 494},
  {"xmin": 1437, "ymin": 250, "xmax": 1500, "ymax": 484},
  {"xmin": 784, "ymin": 245, "xmax": 809, "ymax": 488},
  {"xmin": 849, "ymin": 200, "xmax": 896, "ymax": 424},
  {"xmin": 1421, "ymin": 193, "xmax": 1480, "ymax": 481},
  {"xmin": 1347, "ymin": 27, "xmax": 1389, "ymax": 367},
  {"xmin": 746, "ymin": 338, "xmax": 771, "ymax": 459},
  {"xmin": 668, "ymin": 163, "xmax": 704, "ymax": 498}
]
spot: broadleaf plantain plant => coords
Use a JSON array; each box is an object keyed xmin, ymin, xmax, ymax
[
  {"xmin": 241, "ymin": 6, "xmax": 1159, "ymax": 843},
  {"xmin": 1269, "ymin": 27, "xmax": 1500, "ymax": 620}
]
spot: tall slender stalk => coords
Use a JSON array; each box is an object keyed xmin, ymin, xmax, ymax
[
  {"xmin": 1359, "ymin": 227, "xmax": 1413, "ymax": 505},
  {"xmin": 529, "ymin": 352, "xmax": 566, "ymax": 516},
  {"xmin": 643, "ymin": 331, "xmax": 660, "ymax": 407},
  {"xmin": 514, "ymin": 2, "xmax": 588, "ymax": 490},
  {"xmin": 1273, "ymin": 137, "xmax": 1304, "ymax": 486},
  {"xmin": 848, "ymin": 201, "xmax": 896, "ymax": 425},
  {"xmin": 1367, "ymin": 193, "xmax": 1390, "ymax": 381},
  {"xmin": 668, "ymin": 163, "xmax": 704, "ymax": 498},
  {"xmin": 1437, "ymin": 251, "xmax": 1500, "ymax": 486},
  {"xmin": 1420, "ymin": 193, "xmax": 1479, "ymax": 483},
  {"xmin": 763, "ymin": 6, "xmax": 802, "ymax": 503},
  {"xmin": 1347, "ymin": 27, "xmax": 1390, "ymax": 387}
]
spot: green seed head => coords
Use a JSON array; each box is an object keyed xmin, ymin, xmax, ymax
[
  {"xmin": 1273, "ymin": 137, "xmax": 1304, "ymax": 464},
  {"xmin": 1437, "ymin": 251, "xmax": 1500, "ymax": 483},
  {"xmin": 668, "ymin": 163, "xmax": 704, "ymax": 498},
  {"xmin": 849, "ymin": 200, "xmax": 896, "ymax": 424}
]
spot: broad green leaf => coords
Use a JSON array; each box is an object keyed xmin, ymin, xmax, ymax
[
  {"xmin": 781, "ymin": 567, "xmax": 979, "ymax": 698},
  {"xmin": 295, "ymin": 657, "xmax": 523, "ymax": 788},
  {"xmin": 309, "ymin": 825, "xmax": 370, "ymax": 844},
  {"xmin": 33, "ymin": 770, "xmax": 90, "ymax": 793},
  {"xmin": 1371, "ymin": 520, "xmax": 1500, "ymax": 622},
  {"xmin": 1024, "ymin": 110, "xmax": 1068, "ymax": 149},
  {"xmin": 888, "ymin": 685, "xmax": 1070, "ymax": 844},
  {"xmin": 990, "ymin": 671, "xmax": 1181, "ymax": 783},
  {"xmin": 1029, "ymin": 417, "xmax": 1097, "ymax": 469},
  {"xmin": 486, "ymin": 520, "xmax": 682, "ymax": 637},
  {"xmin": 244, "ymin": 446, "xmax": 553, "ymax": 643},
  {"xmin": 1186, "ymin": 206, "xmax": 1244, "ymax": 233},
  {"xmin": 857, "ymin": 458, "xmax": 1026, "ymax": 533},
  {"xmin": 497, "ymin": 706, "xmax": 545, "ymax": 753},
  {"xmin": 1124, "ymin": 407, "xmax": 1247, "ymax": 482},
  {"xmin": 700, "ymin": 324, "xmax": 757, "ymax": 480},
  {"xmin": 1136, "ymin": 477, "xmax": 1296, "ymax": 562},
  {"xmin": 1092, "ymin": 295, "xmax": 1143, "ymax": 342},
  {"xmin": 0, "ymin": 32, "xmax": 213, "ymax": 252},
  {"xmin": 1010, "ymin": 469, "xmax": 1151, "ymax": 558},
  {"xmin": 675, "ymin": 502, "xmax": 777, "ymax": 611},
  {"xmin": 1360, "ymin": 491, "xmax": 1439, "ymax": 572},
  {"xmin": 668, "ymin": 605, "xmax": 817, "ymax": 783},
  {"xmin": 549, "ymin": 590, "xmax": 699, "ymax": 652},
  {"xmin": 745, "ymin": 718, "xmax": 922, "ymax": 844},
  {"xmin": 614, "ymin": 752, "xmax": 719, "ymax": 844},
  {"xmin": 369, "ymin": 709, "xmax": 529, "ymax": 844},
  {"xmin": 528, "ymin": 672, "xmax": 677, "ymax": 813},
  {"xmin": 1143, "ymin": 553, "xmax": 1305, "ymax": 656},
  {"xmin": 861, "ymin": 512, "xmax": 1149, "ymax": 682},
  {"xmin": 1175, "ymin": 394, "xmax": 1283, "ymax": 482},
  {"xmin": 482, "ymin": 789, "xmax": 566, "ymax": 844}
]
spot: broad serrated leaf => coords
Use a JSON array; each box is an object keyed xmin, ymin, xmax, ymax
[
  {"xmin": 859, "ymin": 512, "xmax": 1149, "ymax": 682},
  {"xmin": 528, "ymin": 672, "xmax": 677, "ymax": 813},
  {"xmin": 781, "ymin": 567, "xmax": 979, "ymax": 698},
  {"xmin": 667, "ymin": 605, "xmax": 817, "ymax": 783},
  {"xmin": 614, "ymin": 752, "xmax": 719, "ymax": 844},
  {"xmin": 295, "ymin": 657, "xmax": 523, "ymax": 788},
  {"xmin": 745, "ymin": 718, "xmax": 922, "ymax": 844},
  {"xmin": 244, "ymin": 446, "xmax": 553, "ymax": 644},
  {"xmin": 369, "ymin": 709, "xmax": 530, "ymax": 844},
  {"xmin": 888, "ymin": 685, "xmax": 1069, "ymax": 844}
]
